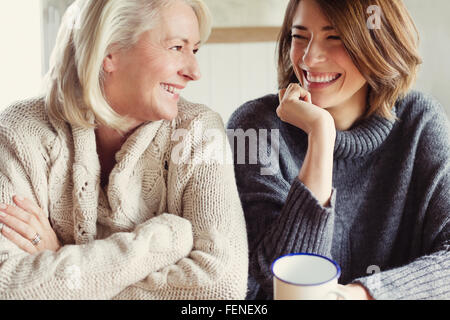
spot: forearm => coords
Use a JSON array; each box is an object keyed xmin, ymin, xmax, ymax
[
  {"xmin": 299, "ymin": 119, "xmax": 336, "ymax": 206},
  {"xmin": 249, "ymin": 179, "xmax": 336, "ymax": 297},
  {"xmin": 115, "ymin": 162, "xmax": 249, "ymax": 300},
  {"xmin": 354, "ymin": 249, "xmax": 450, "ymax": 300},
  {"xmin": 114, "ymin": 225, "xmax": 248, "ymax": 300},
  {"xmin": 0, "ymin": 214, "xmax": 192, "ymax": 299}
]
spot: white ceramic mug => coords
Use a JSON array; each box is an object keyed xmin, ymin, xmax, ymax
[{"xmin": 272, "ymin": 253, "xmax": 349, "ymax": 300}]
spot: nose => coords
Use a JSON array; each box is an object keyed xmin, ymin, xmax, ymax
[
  {"xmin": 179, "ymin": 53, "xmax": 201, "ymax": 81},
  {"xmin": 302, "ymin": 38, "xmax": 327, "ymax": 67}
]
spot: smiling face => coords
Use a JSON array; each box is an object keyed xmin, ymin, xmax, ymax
[
  {"xmin": 103, "ymin": 0, "xmax": 201, "ymax": 126},
  {"xmin": 290, "ymin": 0, "xmax": 369, "ymax": 126}
]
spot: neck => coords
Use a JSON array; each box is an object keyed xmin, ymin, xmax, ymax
[
  {"xmin": 96, "ymin": 125, "xmax": 130, "ymax": 155},
  {"xmin": 95, "ymin": 124, "xmax": 138, "ymax": 188},
  {"xmin": 327, "ymin": 84, "xmax": 369, "ymax": 131}
]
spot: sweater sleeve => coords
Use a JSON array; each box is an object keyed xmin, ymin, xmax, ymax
[
  {"xmin": 354, "ymin": 177, "xmax": 450, "ymax": 300},
  {"xmin": 227, "ymin": 105, "xmax": 336, "ymax": 299},
  {"xmin": 0, "ymin": 125, "xmax": 193, "ymax": 299},
  {"xmin": 113, "ymin": 111, "xmax": 249, "ymax": 300},
  {"xmin": 354, "ymin": 104, "xmax": 450, "ymax": 300}
]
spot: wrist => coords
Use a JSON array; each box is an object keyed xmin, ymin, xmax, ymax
[
  {"xmin": 308, "ymin": 127, "xmax": 336, "ymax": 155},
  {"xmin": 346, "ymin": 283, "xmax": 374, "ymax": 300},
  {"xmin": 308, "ymin": 114, "xmax": 336, "ymax": 149}
]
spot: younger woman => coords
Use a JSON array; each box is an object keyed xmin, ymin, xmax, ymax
[{"xmin": 228, "ymin": 0, "xmax": 449, "ymax": 300}]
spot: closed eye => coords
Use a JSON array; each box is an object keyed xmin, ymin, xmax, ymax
[
  {"xmin": 292, "ymin": 34, "xmax": 308, "ymax": 39},
  {"xmin": 327, "ymin": 36, "xmax": 341, "ymax": 40}
]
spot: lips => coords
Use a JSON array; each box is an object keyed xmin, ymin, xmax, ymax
[
  {"xmin": 303, "ymin": 70, "xmax": 342, "ymax": 83},
  {"xmin": 160, "ymin": 83, "xmax": 183, "ymax": 95}
]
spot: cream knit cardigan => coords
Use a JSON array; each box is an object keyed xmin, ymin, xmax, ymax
[{"xmin": 0, "ymin": 97, "xmax": 248, "ymax": 300}]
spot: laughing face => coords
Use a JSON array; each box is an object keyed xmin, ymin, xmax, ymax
[
  {"xmin": 103, "ymin": 0, "xmax": 201, "ymax": 126},
  {"xmin": 290, "ymin": 0, "xmax": 368, "ymax": 122}
]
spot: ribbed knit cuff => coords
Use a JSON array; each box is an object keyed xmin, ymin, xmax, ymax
[
  {"xmin": 353, "ymin": 253, "xmax": 450, "ymax": 300},
  {"xmin": 267, "ymin": 178, "xmax": 336, "ymax": 259},
  {"xmin": 251, "ymin": 179, "xmax": 338, "ymax": 298}
]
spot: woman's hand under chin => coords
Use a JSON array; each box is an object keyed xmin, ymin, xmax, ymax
[
  {"xmin": 277, "ymin": 83, "xmax": 336, "ymax": 206},
  {"xmin": 277, "ymin": 83, "xmax": 336, "ymax": 137}
]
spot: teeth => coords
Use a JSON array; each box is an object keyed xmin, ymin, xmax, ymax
[
  {"xmin": 161, "ymin": 84, "xmax": 180, "ymax": 95},
  {"xmin": 305, "ymin": 72, "xmax": 340, "ymax": 83}
]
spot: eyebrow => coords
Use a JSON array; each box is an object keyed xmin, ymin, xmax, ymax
[
  {"xmin": 168, "ymin": 38, "xmax": 202, "ymax": 46},
  {"xmin": 292, "ymin": 25, "xmax": 335, "ymax": 31}
]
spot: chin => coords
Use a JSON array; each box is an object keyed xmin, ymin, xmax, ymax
[
  {"xmin": 311, "ymin": 95, "xmax": 334, "ymax": 109},
  {"xmin": 162, "ymin": 111, "xmax": 178, "ymax": 121},
  {"xmin": 157, "ymin": 105, "xmax": 179, "ymax": 121}
]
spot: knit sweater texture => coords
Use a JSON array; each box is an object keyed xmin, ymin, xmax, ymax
[
  {"xmin": 0, "ymin": 97, "xmax": 248, "ymax": 300},
  {"xmin": 227, "ymin": 90, "xmax": 450, "ymax": 300}
]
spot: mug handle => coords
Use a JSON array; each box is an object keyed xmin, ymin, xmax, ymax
[{"xmin": 326, "ymin": 287, "xmax": 351, "ymax": 300}]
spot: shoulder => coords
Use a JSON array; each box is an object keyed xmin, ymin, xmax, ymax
[
  {"xmin": 395, "ymin": 90, "xmax": 448, "ymax": 125},
  {"xmin": 394, "ymin": 90, "xmax": 450, "ymax": 167},
  {"xmin": 0, "ymin": 97, "xmax": 59, "ymax": 155},
  {"xmin": 1, "ymin": 96, "xmax": 48, "ymax": 125},
  {"xmin": 227, "ymin": 94, "xmax": 280, "ymax": 130},
  {"xmin": 395, "ymin": 90, "xmax": 449, "ymax": 143}
]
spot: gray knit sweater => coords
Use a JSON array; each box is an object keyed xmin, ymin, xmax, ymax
[{"xmin": 227, "ymin": 90, "xmax": 450, "ymax": 300}]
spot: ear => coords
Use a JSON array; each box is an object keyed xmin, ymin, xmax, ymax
[{"xmin": 103, "ymin": 53, "xmax": 118, "ymax": 74}]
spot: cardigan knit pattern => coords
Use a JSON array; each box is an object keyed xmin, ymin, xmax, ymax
[
  {"xmin": 0, "ymin": 97, "xmax": 248, "ymax": 300},
  {"xmin": 227, "ymin": 90, "xmax": 450, "ymax": 300}
]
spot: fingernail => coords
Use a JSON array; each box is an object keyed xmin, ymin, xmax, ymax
[
  {"xmin": 0, "ymin": 211, "xmax": 6, "ymax": 218},
  {"xmin": 15, "ymin": 195, "xmax": 24, "ymax": 201},
  {"xmin": 2, "ymin": 225, "xmax": 10, "ymax": 233},
  {"xmin": 0, "ymin": 204, "xmax": 6, "ymax": 210}
]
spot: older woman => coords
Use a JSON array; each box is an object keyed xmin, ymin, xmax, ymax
[
  {"xmin": 0, "ymin": 0, "xmax": 248, "ymax": 299},
  {"xmin": 228, "ymin": 0, "xmax": 450, "ymax": 300}
]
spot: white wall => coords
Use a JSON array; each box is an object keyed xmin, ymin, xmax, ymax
[
  {"xmin": 182, "ymin": 42, "xmax": 279, "ymax": 124},
  {"xmin": 203, "ymin": 0, "xmax": 289, "ymax": 27},
  {"xmin": 405, "ymin": 0, "xmax": 450, "ymax": 117},
  {"xmin": 0, "ymin": 1, "xmax": 42, "ymax": 110}
]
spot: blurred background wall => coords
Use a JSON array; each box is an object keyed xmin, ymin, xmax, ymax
[
  {"xmin": 0, "ymin": 0, "xmax": 42, "ymax": 111},
  {"xmin": 0, "ymin": 0, "xmax": 449, "ymax": 124},
  {"xmin": 404, "ymin": 0, "xmax": 450, "ymax": 119}
]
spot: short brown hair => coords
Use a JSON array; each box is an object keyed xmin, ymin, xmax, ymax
[{"xmin": 277, "ymin": 0, "xmax": 422, "ymax": 119}]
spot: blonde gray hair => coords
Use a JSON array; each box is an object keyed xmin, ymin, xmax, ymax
[{"xmin": 45, "ymin": 0, "xmax": 212, "ymax": 132}]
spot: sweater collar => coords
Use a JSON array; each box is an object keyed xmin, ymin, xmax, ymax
[
  {"xmin": 334, "ymin": 108, "xmax": 396, "ymax": 159},
  {"xmin": 69, "ymin": 118, "xmax": 164, "ymax": 244}
]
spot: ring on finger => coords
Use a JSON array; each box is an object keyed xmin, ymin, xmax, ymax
[{"xmin": 31, "ymin": 233, "xmax": 41, "ymax": 246}]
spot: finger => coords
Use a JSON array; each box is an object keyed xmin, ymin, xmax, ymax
[
  {"xmin": 14, "ymin": 197, "xmax": 53, "ymax": 231},
  {"xmin": 303, "ymin": 90, "xmax": 312, "ymax": 103},
  {"xmin": 285, "ymin": 83, "xmax": 312, "ymax": 103},
  {"xmin": 299, "ymin": 85, "xmax": 312, "ymax": 103},
  {"xmin": 276, "ymin": 106, "xmax": 282, "ymax": 119},
  {"xmin": 1, "ymin": 224, "xmax": 38, "ymax": 254},
  {"xmin": 278, "ymin": 88, "xmax": 287, "ymax": 102},
  {"xmin": 0, "ymin": 203, "xmax": 42, "ymax": 235},
  {"xmin": 0, "ymin": 208, "xmax": 41, "ymax": 244},
  {"xmin": 14, "ymin": 196, "xmax": 47, "ymax": 222}
]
